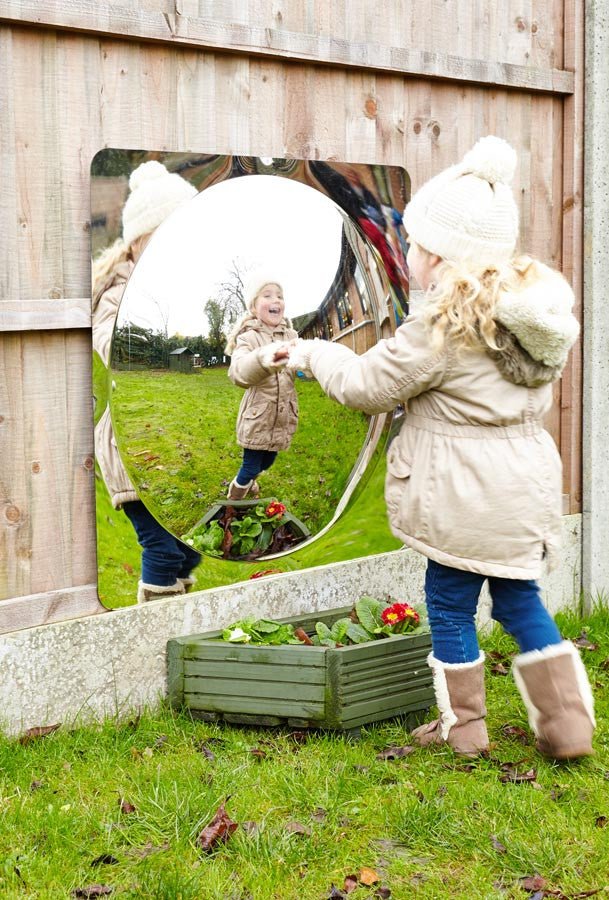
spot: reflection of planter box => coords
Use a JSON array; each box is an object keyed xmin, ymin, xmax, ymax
[
  {"xmin": 195, "ymin": 496, "xmax": 310, "ymax": 557},
  {"xmin": 167, "ymin": 607, "xmax": 434, "ymax": 732}
]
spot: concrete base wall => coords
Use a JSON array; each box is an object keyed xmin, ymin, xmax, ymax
[{"xmin": 0, "ymin": 515, "xmax": 581, "ymax": 736}]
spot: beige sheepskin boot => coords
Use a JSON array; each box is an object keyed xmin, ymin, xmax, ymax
[
  {"xmin": 137, "ymin": 579, "xmax": 185, "ymax": 604},
  {"xmin": 412, "ymin": 653, "xmax": 489, "ymax": 756},
  {"xmin": 512, "ymin": 640, "xmax": 595, "ymax": 759}
]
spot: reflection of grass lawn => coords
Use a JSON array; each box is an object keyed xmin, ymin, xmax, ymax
[
  {"xmin": 96, "ymin": 369, "xmax": 401, "ymax": 609},
  {"xmin": 111, "ymin": 368, "xmax": 370, "ymax": 536}
]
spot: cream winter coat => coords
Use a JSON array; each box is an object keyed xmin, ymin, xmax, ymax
[
  {"xmin": 228, "ymin": 319, "xmax": 299, "ymax": 451},
  {"xmin": 92, "ymin": 260, "xmax": 139, "ymax": 508},
  {"xmin": 307, "ymin": 263, "xmax": 578, "ymax": 579}
]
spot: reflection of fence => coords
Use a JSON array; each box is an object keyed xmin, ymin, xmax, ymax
[{"xmin": 0, "ymin": 3, "xmax": 588, "ymax": 630}]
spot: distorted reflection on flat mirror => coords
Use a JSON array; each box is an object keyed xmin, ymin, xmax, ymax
[{"xmin": 91, "ymin": 152, "xmax": 409, "ymax": 608}]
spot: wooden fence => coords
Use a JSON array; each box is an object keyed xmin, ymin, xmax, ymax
[{"xmin": 0, "ymin": 0, "xmax": 583, "ymax": 631}]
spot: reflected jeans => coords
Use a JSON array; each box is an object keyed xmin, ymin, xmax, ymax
[
  {"xmin": 236, "ymin": 448, "xmax": 278, "ymax": 485},
  {"xmin": 122, "ymin": 500, "xmax": 201, "ymax": 586},
  {"xmin": 424, "ymin": 559, "xmax": 562, "ymax": 664}
]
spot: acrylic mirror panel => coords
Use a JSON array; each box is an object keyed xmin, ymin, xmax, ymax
[{"xmin": 91, "ymin": 152, "xmax": 410, "ymax": 608}]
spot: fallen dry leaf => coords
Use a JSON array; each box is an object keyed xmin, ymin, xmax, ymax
[
  {"xmin": 520, "ymin": 874, "xmax": 547, "ymax": 892},
  {"xmin": 249, "ymin": 748, "xmax": 267, "ymax": 760},
  {"xmin": 19, "ymin": 724, "xmax": 61, "ymax": 745},
  {"xmin": 595, "ymin": 815, "xmax": 608, "ymax": 828},
  {"xmin": 359, "ymin": 867, "xmax": 380, "ymax": 886},
  {"xmin": 285, "ymin": 821, "xmax": 311, "ymax": 836},
  {"xmin": 71, "ymin": 887, "xmax": 113, "ymax": 898},
  {"xmin": 197, "ymin": 802, "xmax": 238, "ymax": 852},
  {"xmin": 491, "ymin": 662, "xmax": 510, "ymax": 676},
  {"xmin": 311, "ymin": 807, "xmax": 327, "ymax": 822},
  {"xmin": 294, "ymin": 627, "xmax": 314, "ymax": 645},
  {"xmin": 375, "ymin": 889, "xmax": 392, "ymax": 899},
  {"xmin": 490, "ymin": 834, "xmax": 507, "ymax": 854},
  {"xmin": 197, "ymin": 743, "xmax": 216, "ymax": 761},
  {"xmin": 343, "ymin": 874, "xmax": 358, "ymax": 894},
  {"xmin": 499, "ymin": 763, "xmax": 537, "ymax": 784},
  {"xmin": 501, "ymin": 724, "xmax": 529, "ymax": 744},
  {"xmin": 327, "ymin": 885, "xmax": 346, "ymax": 899},
  {"xmin": 376, "ymin": 745, "xmax": 415, "ymax": 760},
  {"xmin": 90, "ymin": 854, "xmax": 119, "ymax": 867},
  {"xmin": 573, "ymin": 633, "xmax": 598, "ymax": 651},
  {"xmin": 118, "ymin": 799, "xmax": 136, "ymax": 815}
]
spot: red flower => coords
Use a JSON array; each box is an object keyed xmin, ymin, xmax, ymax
[
  {"xmin": 381, "ymin": 602, "xmax": 420, "ymax": 633},
  {"xmin": 265, "ymin": 501, "xmax": 286, "ymax": 518}
]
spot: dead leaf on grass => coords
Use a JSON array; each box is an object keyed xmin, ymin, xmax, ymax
[
  {"xmin": 375, "ymin": 889, "xmax": 392, "ymax": 899},
  {"xmin": 249, "ymin": 748, "xmax": 267, "ymax": 760},
  {"xmin": 359, "ymin": 867, "xmax": 380, "ymax": 886},
  {"xmin": 118, "ymin": 799, "xmax": 136, "ymax": 815},
  {"xmin": 19, "ymin": 724, "xmax": 61, "ymax": 745},
  {"xmin": 197, "ymin": 802, "xmax": 238, "ymax": 852},
  {"xmin": 595, "ymin": 815, "xmax": 608, "ymax": 828},
  {"xmin": 376, "ymin": 745, "xmax": 415, "ymax": 760},
  {"xmin": 71, "ymin": 887, "xmax": 113, "ymax": 898},
  {"xmin": 90, "ymin": 855, "xmax": 119, "ymax": 867},
  {"xmin": 311, "ymin": 807, "xmax": 327, "ymax": 822},
  {"xmin": 499, "ymin": 763, "xmax": 537, "ymax": 784},
  {"xmin": 520, "ymin": 875, "xmax": 547, "ymax": 892},
  {"xmin": 343, "ymin": 874, "xmax": 358, "ymax": 894},
  {"xmin": 197, "ymin": 743, "xmax": 216, "ymax": 761},
  {"xmin": 285, "ymin": 821, "xmax": 311, "ymax": 836},
  {"xmin": 501, "ymin": 724, "xmax": 529, "ymax": 743},
  {"xmin": 327, "ymin": 885, "xmax": 346, "ymax": 899},
  {"xmin": 491, "ymin": 662, "xmax": 510, "ymax": 675},
  {"xmin": 490, "ymin": 834, "xmax": 507, "ymax": 854},
  {"xmin": 573, "ymin": 632, "xmax": 598, "ymax": 651}
]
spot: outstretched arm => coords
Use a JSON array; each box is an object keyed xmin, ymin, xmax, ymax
[{"xmin": 290, "ymin": 314, "xmax": 449, "ymax": 414}]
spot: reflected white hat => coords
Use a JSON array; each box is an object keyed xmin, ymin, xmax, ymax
[
  {"xmin": 122, "ymin": 160, "xmax": 197, "ymax": 246},
  {"xmin": 245, "ymin": 270, "xmax": 285, "ymax": 311},
  {"xmin": 403, "ymin": 135, "xmax": 519, "ymax": 265}
]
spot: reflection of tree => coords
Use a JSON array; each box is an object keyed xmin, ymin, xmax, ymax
[
  {"xmin": 215, "ymin": 258, "xmax": 249, "ymax": 326},
  {"xmin": 204, "ymin": 299, "xmax": 227, "ymax": 360}
]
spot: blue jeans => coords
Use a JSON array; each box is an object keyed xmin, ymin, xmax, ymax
[
  {"xmin": 236, "ymin": 449, "xmax": 278, "ymax": 485},
  {"xmin": 424, "ymin": 559, "xmax": 562, "ymax": 664},
  {"xmin": 122, "ymin": 501, "xmax": 201, "ymax": 586}
]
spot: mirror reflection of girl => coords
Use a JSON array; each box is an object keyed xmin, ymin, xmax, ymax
[
  {"xmin": 224, "ymin": 274, "xmax": 298, "ymax": 500},
  {"xmin": 92, "ymin": 160, "xmax": 202, "ymax": 604},
  {"xmin": 286, "ymin": 136, "xmax": 594, "ymax": 761}
]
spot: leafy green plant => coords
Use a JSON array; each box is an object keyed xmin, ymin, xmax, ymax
[
  {"xmin": 187, "ymin": 519, "xmax": 225, "ymax": 556},
  {"xmin": 221, "ymin": 598, "xmax": 424, "ymax": 647},
  {"xmin": 230, "ymin": 517, "xmax": 263, "ymax": 556}
]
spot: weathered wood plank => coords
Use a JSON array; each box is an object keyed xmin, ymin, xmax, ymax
[
  {"xmin": 0, "ymin": 4, "xmax": 575, "ymax": 94},
  {"xmin": 0, "ymin": 584, "xmax": 104, "ymax": 634},
  {"xmin": 185, "ymin": 675, "xmax": 324, "ymax": 702},
  {"xmin": 183, "ymin": 692, "xmax": 326, "ymax": 718},
  {"xmin": 183, "ymin": 659, "xmax": 327, "ymax": 684},
  {"xmin": 0, "ymin": 299, "xmax": 91, "ymax": 331}
]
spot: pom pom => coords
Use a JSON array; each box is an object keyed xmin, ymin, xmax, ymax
[
  {"xmin": 128, "ymin": 160, "xmax": 168, "ymax": 191},
  {"xmin": 461, "ymin": 135, "xmax": 517, "ymax": 185}
]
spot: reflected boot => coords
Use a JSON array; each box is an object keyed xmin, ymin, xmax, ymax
[
  {"xmin": 512, "ymin": 641, "xmax": 595, "ymax": 760},
  {"xmin": 178, "ymin": 575, "xmax": 196, "ymax": 593},
  {"xmin": 249, "ymin": 480, "xmax": 260, "ymax": 499},
  {"xmin": 227, "ymin": 478, "xmax": 254, "ymax": 500},
  {"xmin": 412, "ymin": 653, "xmax": 489, "ymax": 756},
  {"xmin": 137, "ymin": 579, "xmax": 185, "ymax": 604}
]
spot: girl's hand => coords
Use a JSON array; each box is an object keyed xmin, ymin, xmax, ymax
[
  {"xmin": 259, "ymin": 342, "xmax": 290, "ymax": 371},
  {"xmin": 285, "ymin": 339, "xmax": 320, "ymax": 378}
]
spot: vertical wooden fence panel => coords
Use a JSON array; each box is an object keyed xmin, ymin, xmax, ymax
[{"xmin": 0, "ymin": 0, "xmax": 584, "ymax": 627}]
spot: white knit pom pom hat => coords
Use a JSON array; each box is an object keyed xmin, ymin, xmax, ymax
[
  {"xmin": 402, "ymin": 135, "xmax": 519, "ymax": 265},
  {"xmin": 244, "ymin": 270, "xmax": 285, "ymax": 313},
  {"xmin": 122, "ymin": 160, "xmax": 198, "ymax": 246}
]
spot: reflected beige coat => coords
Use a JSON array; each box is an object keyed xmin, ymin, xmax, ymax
[
  {"xmin": 92, "ymin": 261, "xmax": 139, "ymax": 508},
  {"xmin": 228, "ymin": 319, "xmax": 299, "ymax": 451},
  {"xmin": 308, "ymin": 265, "xmax": 578, "ymax": 579}
]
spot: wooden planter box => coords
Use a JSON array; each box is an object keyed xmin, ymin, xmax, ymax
[
  {"xmin": 167, "ymin": 607, "xmax": 434, "ymax": 732},
  {"xmin": 196, "ymin": 497, "xmax": 311, "ymax": 558}
]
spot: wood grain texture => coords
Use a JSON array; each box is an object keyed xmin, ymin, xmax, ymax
[
  {"xmin": 0, "ymin": 3, "xmax": 575, "ymax": 93},
  {"xmin": 0, "ymin": 299, "xmax": 91, "ymax": 331},
  {"xmin": 0, "ymin": 584, "xmax": 104, "ymax": 635},
  {"xmin": 0, "ymin": 0, "xmax": 583, "ymax": 623}
]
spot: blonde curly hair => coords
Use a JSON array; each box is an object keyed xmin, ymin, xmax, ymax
[{"xmin": 420, "ymin": 249, "xmax": 540, "ymax": 352}]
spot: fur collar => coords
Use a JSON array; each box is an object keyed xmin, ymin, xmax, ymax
[
  {"xmin": 488, "ymin": 324, "xmax": 562, "ymax": 387},
  {"xmin": 494, "ymin": 262, "xmax": 579, "ymax": 368}
]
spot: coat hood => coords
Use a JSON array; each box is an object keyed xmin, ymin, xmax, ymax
[
  {"xmin": 490, "ymin": 261, "xmax": 579, "ymax": 387},
  {"xmin": 494, "ymin": 262, "xmax": 579, "ymax": 367}
]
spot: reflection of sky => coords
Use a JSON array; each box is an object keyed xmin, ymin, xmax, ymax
[{"xmin": 117, "ymin": 175, "xmax": 344, "ymax": 337}]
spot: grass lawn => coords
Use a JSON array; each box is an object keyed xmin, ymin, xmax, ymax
[{"xmin": 1, "ymin": 605, "xmax": 608, "ymax": 899}]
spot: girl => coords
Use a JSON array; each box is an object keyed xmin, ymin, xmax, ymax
[
  {"xmin": 224, "ymin": 274, "xmax": 298, "ymax": 500},
  {"xmin": 93, "ymin": 160, "xmax": 201, "ymax": 603},
  {"xmin": 286, "ymin": 136, "xmax": 594, "ymax": 760}
]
